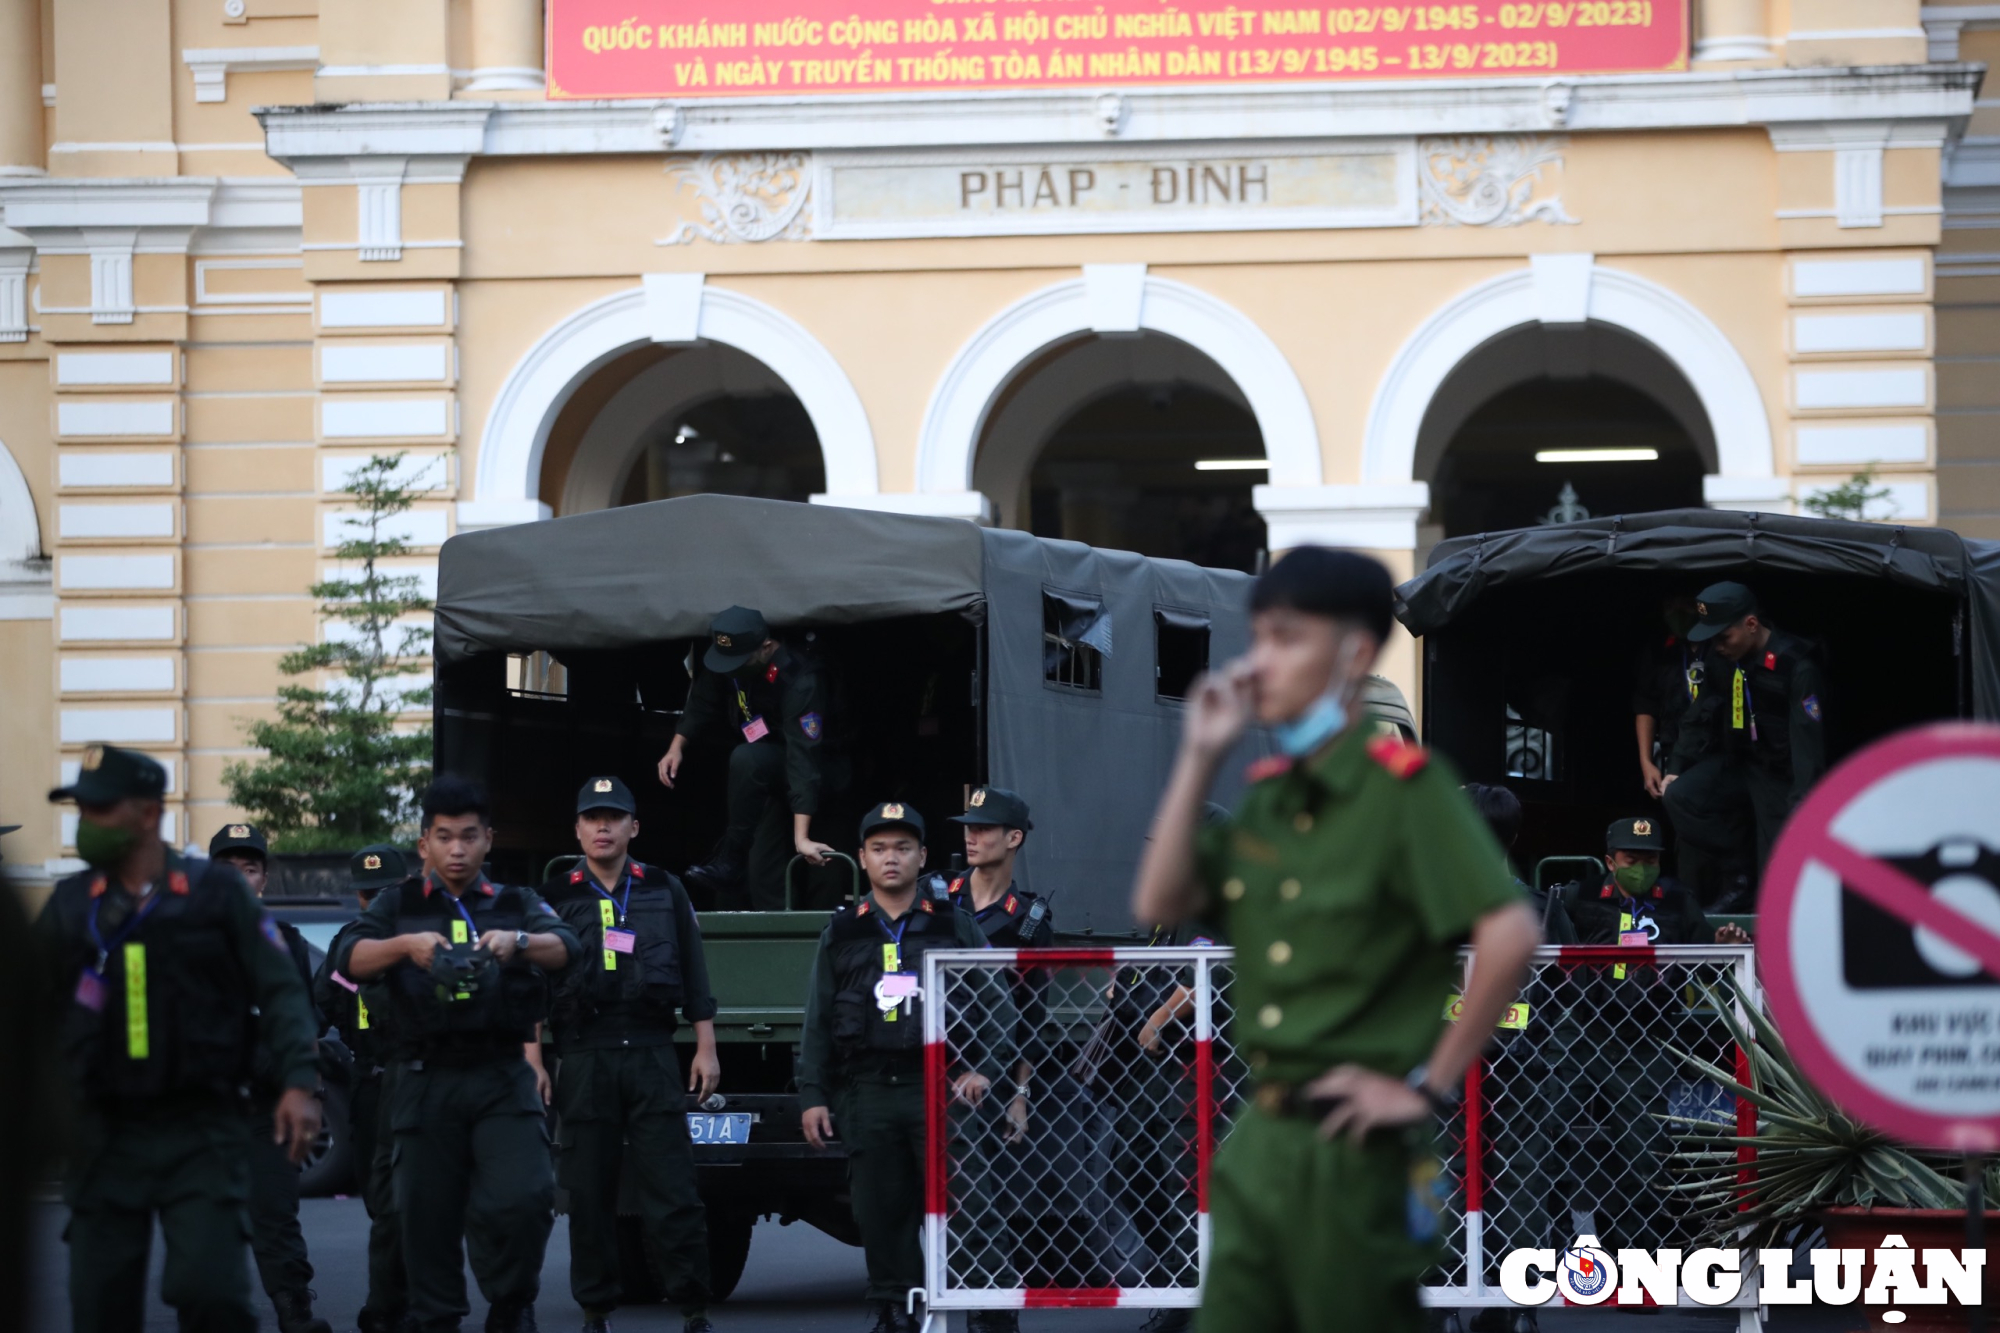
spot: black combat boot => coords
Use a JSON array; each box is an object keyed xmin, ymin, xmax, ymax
[
  {"xmin": 272, "ymin": 1289, "xmax": 334, "ymax": 1333},
  {"xmin": 681, "ymin": 850, "xmax": 744, "ymax": 906},
  {"xmin": 354, "ymin": 1307, "xmax": 404, "ymax": 1333},
  {"xmin": 867, "ymin": 1303, "xmax": 918, "ymax": 1333},
  {"xmin": 682, "ymin": 1312, "xmax": 715, "ymax": 1333},
  {"xmin": 484, "ymin": 1300, "xmax": 538, "ymax": 1333},
  {"xmin": 579, "ymin": 1314, "xmax": 611, "ymax": 1333}
]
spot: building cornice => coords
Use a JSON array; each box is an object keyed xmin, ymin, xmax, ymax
[{"xmin": 256, "ymin": 64, "xmax": 1985, "ymax": 163}]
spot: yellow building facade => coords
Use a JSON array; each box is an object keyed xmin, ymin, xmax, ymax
[{"xmin": 0, "ymin": 0, "xmax": 1993, "ymax": 886}]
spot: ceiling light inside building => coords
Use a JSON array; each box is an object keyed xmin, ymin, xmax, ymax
[
  {"xmin": 1533, "ymin": 448, "xmax": 1660, "ymax": 463},
  {"xmin": 1193, "ymin": 459, "xmax": 1270, "ymax": 471}
]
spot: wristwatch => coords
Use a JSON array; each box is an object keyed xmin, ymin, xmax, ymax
[
  {"xmin": 514, "ymin": 929, "xmax": 530, "ymax": 953},
  {"xmin": 1405, "ymin": 1063, "xmax": 1461, "ymax": 1118}
]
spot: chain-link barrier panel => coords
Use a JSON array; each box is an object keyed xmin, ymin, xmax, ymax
[{"xmin": 922, "ymin": 944, "xmax": 1757, "ymax": 1312}]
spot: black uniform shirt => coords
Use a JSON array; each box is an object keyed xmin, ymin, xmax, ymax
[
  {"xmin": 675, "ymin": 645, "xmax": 829, "ymax": 816},
  {"xmin": 543, "ymin": 857, "xmax": 717, "ymax": 1049},
  {"xmin": 332, "ymin": 874, "xmax": 581, "ymax": 977},
  {"xmin": 1565, "ymin": 876, "xmax": 1716, "ymax": 947},
  {"xmin": 1668, "ymin": 627, "xmax": 1827, "ymax": 802},
  {"xmin": 948, "ymin": 875, "xmax": 1052, "ymax": 1063},
  {"xmin": 1632, "ymin": 632, "xmax": 1698, "ymax": 760}
]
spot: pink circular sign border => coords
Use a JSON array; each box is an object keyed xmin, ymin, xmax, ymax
[{"xmin": 1759, "ymin": 720, "xmax": 2000, "ymax": 1152}]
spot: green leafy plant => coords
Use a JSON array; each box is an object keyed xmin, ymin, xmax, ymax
[
  {"xmin": 222, "ymin": 454, "xmax": 434, "ymax": 852},
  {"xmin": 1800, "ymin": 467, "xmax": 1895, "ymax": 523},
  {"xmin": 1664, "ymin": 975, "xmax": 1974, "ymax": 1248}
]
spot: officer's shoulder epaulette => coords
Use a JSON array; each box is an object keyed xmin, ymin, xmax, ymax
[
  {"xmin": 1366, "ymin": 733, "xmax": 1429, "ymax": 779},
  {"xmin": 1244, "ymin": 754, "xmax": 1292, "ymax": 784}
]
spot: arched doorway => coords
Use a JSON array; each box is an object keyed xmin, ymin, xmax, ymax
[
  {"xmin": 536, "ymin": 341, "xmax": 825, "ymax": 514},
  {"xmin": 972, "ymin": 332, "xmax": 1267, "ymax": 571},
  {"xmin": 1415, "ymin": 321, "xmax": 1713, "ymax": 539}
]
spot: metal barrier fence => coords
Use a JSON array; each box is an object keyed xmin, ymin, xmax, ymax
[{"xmin": 920, "ymin": 943, "xmax": 1761, "ymax": 1321}]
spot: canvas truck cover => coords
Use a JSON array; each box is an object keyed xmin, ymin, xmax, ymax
[
  {"xmin": 1394, "ymin": 508, "xmax": 2000, "ymax": 719},
  {"xmin": 434, "ymin": 494, "xmax": 988, "ymax": 663},
  {"xmin": 433, "ymin": 494, "xmax": 1260, "ymax": 930}
]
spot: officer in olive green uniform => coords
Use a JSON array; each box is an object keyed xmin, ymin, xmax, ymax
[
  {"xmin": 543, "ymin": 776, "xmax": 719, "ymax": 1333},
  {"xmin": 1557, "ymin": 818, "xmax": 1748, "ymax": 1252},
  {"xmin": 39, "ymin": 745, "xmax": 323, "ymax": 1333},
  {"xmin": 208, "ymin": 822, "xmax": 333, "ymax": 1333},
  {"xmin": 798, "ymin": 802, "xmax": 1011, "ymax": 1333},
  {"xmin": 334, "ymin": 777, "xmax": 582, "ymax": 1333},
  {"xmin": 314, "ymin": 844, "xmax": 413, "ymax": 1333},
  {"xmin": 1132, "ymin": 548, "xmax": 1539, "ymax": 1333},
  {"xmin": 1662, "ymin": 581, "xmax": 1826, "ymax": 908},
  {"xmin": 660, "ymin": 606, "xmax": 837, "ymax": 909}
]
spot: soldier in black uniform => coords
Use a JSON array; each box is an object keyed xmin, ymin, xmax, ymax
[
  {"xmin": 335, "ymin": 777, "xmax": 583, "ymax": 1333},
  {"xmin": 38, "ymin": 745, "xmax": 322, "ymax": 1333},
  {"xmin": 944, "ymin": 787, "xmax": 1052, "ymax": 1333},
  {"xmin": 1633, "ymin": 594, "xmax": 1699, "ymax": 799},
  {"xmin": 543, "ymin": 776, "xmax": 720, "ymax": 1333},
  {"xmin": 799, "ymin": 802, "xmax": 1012, "ymax": 1333},
  {"xmin": 207, "ymin": 822, "xmax": 334, "ymax": 1333},
  {"xmin": 1558, "ymin": 818, "xmax": 1748, "ymax": 1252},
  {"xmin": 1662, "ymin": 582, "xmax": 1828, "ymax": 908},
  {"xmin": 658, "ymin": 605, "xmax": 837, "ymax": 909},
  {"xmin": 315, "ymin": 843, "xmax": 413, "ymax": 1333}
]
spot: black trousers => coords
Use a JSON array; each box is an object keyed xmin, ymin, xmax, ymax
[
  {"xmin": 65, "ymin": 1105, "xmax": 257, "ymax": 1333},
  {"xmin": 352, "ymin": 1069, "xmax": 407, "ymax": 1319},
  {"xmin": 1664, "ymin": 757, "xmax": 1795, "ymax": 902},
  {"xmin": 247, "ymin": 1098, "xmax": 314, "ymax": 1299},
  {"xmin": 557, "ymin": 1044, "xmax": 711, "ymax": 1314},
  {"xmin": 840, "ymin": 1077, "xmax": 927, "ymax": 1306},
  {"xmin": 390, "ymin": 1058, "xmax": 555, "ymax": 1332},
  {"xmin": 722, "ymin": 741, "xmax": 797, "ymax": 911}
]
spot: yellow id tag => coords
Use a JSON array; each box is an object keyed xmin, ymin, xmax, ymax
[
  {"xmin": 881, "ymin": 942, "xmax": 901, "ymax": 1022},
  {"xmin": 124, "ymin": 941, "xmax": 149, "ymax": 1060},
  {"xmin": 1731, "ymin": 668, "xmax": 1745, "ymax": 731},
  {"xmin": 600, "ymin": 899, "xmax": 618, "ymax": 971},
  {"xmin": 357, "ymin": 995, "xmax": 370, "ymax": 1030},
  {"xmin": 450, "ymin": 918, "xmax": 469, "ymax": 945},
  {"xmin": 1615, "ymin": 912, "xmax": 1632, "ymax": 980}
]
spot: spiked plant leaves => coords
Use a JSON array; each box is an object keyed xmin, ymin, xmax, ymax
[
  {"xmin": 222, "ymin": 454, "xmax": 434, "ymax": 851},
  {"xmin": 1665, "ymin": 974, "xmax": 1965, "ymax": 1246}
]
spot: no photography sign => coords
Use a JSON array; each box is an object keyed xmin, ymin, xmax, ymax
[{"xmin": 1759, "ymin": 723, "xmax": 2000, "ymax": 1151}]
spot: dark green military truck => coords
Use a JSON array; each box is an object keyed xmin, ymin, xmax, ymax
[{"xmin": 430, "ymin": 493, "xmax": 1260, "ymax": 1300}]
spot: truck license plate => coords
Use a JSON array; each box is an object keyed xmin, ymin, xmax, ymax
[{"xmin": 687, "ymin": 1112, "xmax": 752, "ymax": 1145}]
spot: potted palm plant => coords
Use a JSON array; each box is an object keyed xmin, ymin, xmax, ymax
[{"xmin": 1665, "ymin": 976, "xmax": 1995, "ymax": 1330}]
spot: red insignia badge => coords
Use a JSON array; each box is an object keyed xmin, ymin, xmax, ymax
[
  {"xmin": 630, "ymin": 863, "xmax": 644, "ymax": 879},
  {"xmin": 1366, "ymin": 734, "xmax": 1429, "ymax": 779},
  {"xmin": 569, "ymin": 868, "xmax": 584, "ymax": 884},
  {"xmin": 1764, "ymin": 651, "xmax": 1777, "ymax": 671},
  {"xmin": 1004, "ymin": 894, "xmax": 1017, "ymax": 914},
  {"xmin": 170, "ymin": 871, "xmax": 190, "ymax": 895},
  {"xmin": 1244, "ymin": 755, "xmax": 1293, "ymax": 783},
  {"xmin": 766, "ymin": 663, "xmax": 780, "ymax": 684}
]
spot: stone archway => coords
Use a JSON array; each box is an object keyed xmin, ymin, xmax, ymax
[
  {"xmin": 914, "ymin": 266, "xmax": 1321, "ymax": 525},
  {"xmin": 0, "ymin": 436, "xmax": 50, "ymax": 619},
  {"xmin": 1360, "ymin": 255, "xmax": 1783, "ymax": 525},
  {"xmin": 465, "ymin": 276, "xmax": 876, "ymax": 529}
]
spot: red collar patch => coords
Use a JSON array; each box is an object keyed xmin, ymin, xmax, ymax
[
  {"xmin": 1245, "ymin": 755, "xmax": 1293, "ymax": 783},
  {"xmin": 629, "ymin": 862, "xmax": 645, "ymax": 880},
  {"xmin": 1366, "ymin": 734, "xmax": 1429, "ymax": 779},
  {"xmin": 948, "ymin": 876, "xmax": 965, "ymax": 896},
  {"xmin": 89, "ymin": 875, "xmax": 108, "ymax": 899},
  {"xmin": 169, "ymin": 871, "xmax": 190, "ymax": 895},
  {"xmin": 856, "ymin": 899, "xmax": 871, "ymax": 917},
  {"xmin": 1600, "ymin": 885, "xmax": 1615, "ymax": 899},
  {"xmin": 569, "ymin": 869, "xmax": 584, "ymax": 884},
  {"xmin": 1764, "ymin": 651, "xmax": 1777, "ymax": 671},
  {"xmin": 765, "ymin": 663, "xmax": 780, "ymax": 684},
  {"xmin": 918, "ymin": 898, "xmax": 935, "ymax": 914},
  {"xmin": 1004, "ymin": 893, "xmax": 1018, "ymax": 914}
]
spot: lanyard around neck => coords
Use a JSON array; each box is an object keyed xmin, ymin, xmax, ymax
[{"xmin": 589, "ymin": 862, "xmax": 632, "ymax": 921}]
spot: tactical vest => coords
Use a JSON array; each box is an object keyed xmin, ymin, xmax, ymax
[
  {"xmin": 52, "ymin": 860, "xmax": 257, "ymax": 1105},
  {"xmin": 947, "ymin": 877, "xmax": 1051, "ymax": 948},
  {"xmin": 316, "ymin": 918, "xmax": 402, "ymax": 1067},
  {"xmin": 546, "ymin": 863, "xmax": 684, "ymax": 1032},
  {"xmin": 378, "ymin": 879, "xmax": 549, "ymax": 1055},
  {"xmin": 826, "ymin": 899, "xmax": 957, "ymax": 1057}
]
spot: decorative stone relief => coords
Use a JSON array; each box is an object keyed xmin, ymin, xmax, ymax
[
  {"xmin": 1418, "ymin": 136, "xmax": 1577, "ymax": 228},
  {"xmin": 658, "ymin": 153, "xmax": 814, "ymax": 246}
]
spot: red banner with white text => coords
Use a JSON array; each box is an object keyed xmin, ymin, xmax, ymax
[{"xmin": 546, "ymin": 1, "xmax": 1688, "ymax": 100}]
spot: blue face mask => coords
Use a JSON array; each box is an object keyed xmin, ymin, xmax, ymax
[{"xmin": 1273, "ymin": 692, "xmax": 1348, "ymax": 757}]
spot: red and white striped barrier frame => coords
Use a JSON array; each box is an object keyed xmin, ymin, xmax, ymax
[
  {"xmin": 921, "ymin": 945, "xmax": 1222, "ymax": 1314},
  {"xmin": 919, "ymin": 942, "xmax": 1763, "ymax": 1322}
]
